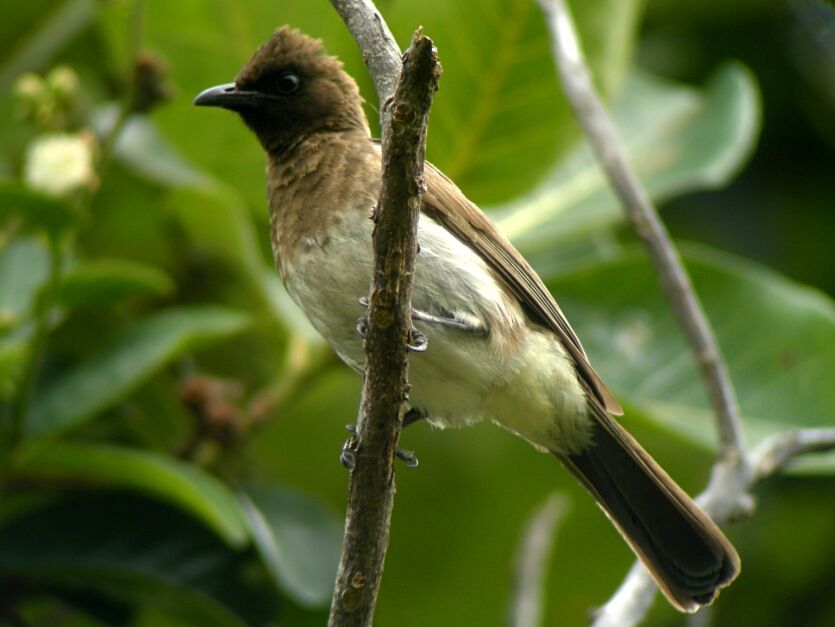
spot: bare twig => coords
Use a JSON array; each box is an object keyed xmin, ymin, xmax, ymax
[
  {"xmin": 328, "ymin": 0, "xmax": 402, "ymax": 119},
  {"xmin": 510, "ymin": 493, "xmax": 568, "ymax": 627},
  {"xmin": 596, "ymin": 427, "xmax": 835, "ymax": 627},
  {"xmin": 533, "ymin": 1, "xmax": 835, "ymax": 625},
  {"xmin": 751, "ymin": 428, "xmax": 835, "ymax": 480},
  {"xmin": 326, "ymin": 30, "xmax": 441, "ymax": 627},
  {"xmin": 536, "ymin": 0, "xmax": 745, "ymax": 464}
]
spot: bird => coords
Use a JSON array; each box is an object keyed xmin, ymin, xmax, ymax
[{"xmin": 194, "ymin": 26, "xmax": 740, "ymax": 612}]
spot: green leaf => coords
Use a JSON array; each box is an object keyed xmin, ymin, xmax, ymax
[
  {"xmin": 164, "ymin": 184, "xmax": 320, "ymax": 341},
  {"xmin": 59, "ymin": 258, "xmax": 175, "ymax": 308},
  {"xmin": 387, "ymin": 0, "xmax": 644, "ymax": 204},
  {"xmin": 547, "ymin": 244, "xmax": 835, "ymax": 471},
  {"xmin": 95, "ymin": 106, "xmax": 214, "ymax": 190},
  {"xmin": 496, "ymin": 64, "xmax": 761, "ymax": 255},
  {"xmin": 0, "ymin": 493, "xmax": 278, "ymax": 626},
  {"xmin": 25, "ymin": 306, "xmax": 249, "ymax": 438},
  {"xmin": 0, "ymin": 337, "xmax": 28, "ymax": 399},
  {"xmin": 0, "ymin": 180, "xmax": 82, "ymax": 235},
  {"xmin": 0, "ymin": 235, "xmax": 51, "ymax": 331},
  {"xmin": 240, "ymin": 486, "xmax": 342, "ymax": 607},
  {"xmin": 92, "ymin": 102, "xmax": 319, "ymax": 338},
  {"xmin": 13, "ymin": 442, "xmax": 249, "ymax": 547}
]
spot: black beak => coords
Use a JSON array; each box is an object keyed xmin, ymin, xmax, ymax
[{"xmin": 193, "ymin": 83, "xmax": 260, "ymax": 109}]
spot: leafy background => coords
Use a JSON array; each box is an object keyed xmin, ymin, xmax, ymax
[{"xmin": 1, "ymin": 0, "xmax": 833, "ymax": 626}]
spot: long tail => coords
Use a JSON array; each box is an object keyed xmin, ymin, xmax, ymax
[{"xmin": 554, "ymin": 409, "xmax": 740, "ymax": 612}]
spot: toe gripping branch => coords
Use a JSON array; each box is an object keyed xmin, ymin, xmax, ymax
[
  {"xmin": 356, "ymin": 296, "xmax": 427, "ymax": 352},
  {"xmin": 340, "ymin": 423, "xmax": 420, "ymax": 470},
  {"xmin": 356, "ymin": 296, "xmax": 485, "ymax": 351}
]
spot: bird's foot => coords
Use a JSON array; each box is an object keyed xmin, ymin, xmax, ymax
[
  {"xmin": 407, "ymin": 327, "xmax": 428, "ymax": 352},
  {"xmin": 339, "ymin": 423, "xmax": 420, "ymax": 470},
  {"xmin": 355, "ymin": 296, "xmax": 428, "ymax": 352}
]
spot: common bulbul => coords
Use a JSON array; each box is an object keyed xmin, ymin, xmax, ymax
[{"xmin": 194, "ymin": 27, "xmax": 740, "ymax": 611}]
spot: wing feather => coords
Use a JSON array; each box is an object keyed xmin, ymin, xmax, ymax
[{"xmin": 422, "ymin": 163, "xmax": 623, "ymax": 416}]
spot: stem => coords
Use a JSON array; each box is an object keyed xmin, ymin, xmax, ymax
[
  {"xmin": 594, "ymin": 428, "xmax": 835, "ymax": 627},
  {"xmin": 11, "ymin": 235, "xmax": 63, "ymax": 443},
  {"xmin": 8, "ymin": 0, "xmax": 148, "ymax": 444},
  {"xmin": 537, "ymin": 0, "xmax": 745, "ymax": 464},
  {"xmin": 328, "ymin": 0, "xmax": 403, "ymax": 124},
  {"xmin": 510, "ymin": 493, "xmax": 568, "ymax": 627},
  {"xmin": 327, "ymin": 30, "xmax": 441, "ymax": 627},
  {"xmin": 97, "ymin": 0, "xmax": 146, "ymax": 177}
]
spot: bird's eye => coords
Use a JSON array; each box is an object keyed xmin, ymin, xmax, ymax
[{"xmin": 276, "ymin": 71, "xmax": 301, "ymax": 94}]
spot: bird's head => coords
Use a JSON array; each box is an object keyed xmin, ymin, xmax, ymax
[{"xmin": 194, "ymin": 26, "xmax": 368, "ymax": 156}]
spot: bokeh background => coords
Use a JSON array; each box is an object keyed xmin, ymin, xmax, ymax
[{"xmin": 1, "ymin": 1, "xmax": 833, "ymax": 626}]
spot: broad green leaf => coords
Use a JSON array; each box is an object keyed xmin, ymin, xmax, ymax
[
  {"xmin": 497, "ymin": 63, "xmax": 761, "ymax": 255},
  {"xmin": 0, "ymin": 235, "xmax": 51, "ymax": 331},
  {"xmin": 92, "ymin": 102, "xmax": 319, "ymax": 339},
  {"xmin": 0, "ymin": 493, "xmax": 278, "ymax": 626},
  {"xmin": 0, "ymin": 337, "xmax": 28, "ymax": 399},
  {"xmin": 96, "ymin": 107, "xmax": 213, "ymax": 190},
  {"xmin": 59, "ymin": 258, "xmax": 175, "ymax": 308},
  {"xmin": 165, "ymin": 185, "xmax": 319, "ymax": 341},
  {"xmin": 240, "ymin": 485, "xmax": 342, "ymax": 607},
  {"xmin": 547, "ymin": 244, "xmax": 835, "ymax": 471},
  {"xmin": 13, "ymin": 442, "xmax": 249, "ymax": 547},
  {"xmin": 25, "ymin": 306, "xmax": 249, "ymax": 438},
  {"xmin": 387, "ymin": 0, "xmax": 643, "ymax": 204},
  {"xmin": 0, "ymin": 180, "xmax": 82, "ymax": 235}
]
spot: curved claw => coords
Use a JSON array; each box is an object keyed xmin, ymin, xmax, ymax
[
  {"xmin": 340, "ymin": 423, "xmax": 418, "ymax": 469},
  {"xmin": 408, "ymin": 328, "xmax": 428, "ymax": 352},
  {"xmin": 340, "ymin": 424, "xmax": 358, "ymax": 470},
  {"xmin": 355, "ymin": 316, "xmax": 368, "ymax": 338},
  {"xmin": 396, "ymin": 448, "xmax": 419, "ymax": 468}
]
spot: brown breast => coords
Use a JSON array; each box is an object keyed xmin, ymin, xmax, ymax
[{"xmin": 266, "ymin": 130, "xmax": 380, "ymax": 281}]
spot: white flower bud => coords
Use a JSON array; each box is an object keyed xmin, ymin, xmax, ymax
[
  {"xmin": 14, "ymin": 73, "xmax": 46, "ymax": 103},
  {"xmin": 47, "ymin": 66, "xmax": 80, "ymax": 100},
  {"xmin": 24, "ymin": 133, "xmax": 97, "ymax": 197}
]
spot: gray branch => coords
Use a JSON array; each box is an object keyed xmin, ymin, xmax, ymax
[
  {"xmin": 329, "ymin": 0, "xmax": 402, "ymax": 120},
  {"xmin": 535, "ymin": 0, "xmax": 745, "ymax": 464},
  {"xmin": 534, "ymin": 1, "xmax": 835, "ymax": 625},
  {"xmin": 594, "ymin": 428, "xmax": 835, "ymax": 627},
  {"xmin": 510, "ymin": 493, "xmax": 568, "ymax": 627},
  {"xmin": 326, "ymin": 25, "xmax": 441, "ymax": 627},
  {"xmin": 751, "ymin": 428, "xmax": 835, "ymax": 481}
]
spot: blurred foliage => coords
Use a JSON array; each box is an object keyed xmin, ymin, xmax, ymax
[{"xmin": 0, "ymin": 1, "xmax": 832, "ymax": 626}]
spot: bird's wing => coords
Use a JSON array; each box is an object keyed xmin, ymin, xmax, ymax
[{"xmin": 421, "ymin": 162, "xmax": 623, "ymax": 416}]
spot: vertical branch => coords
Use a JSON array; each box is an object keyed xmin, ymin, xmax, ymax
[
  {"xmin": 535, "ymin": 0, "xmax": 746, "ymax": 465},
  {"xmin": 509, "ymin": 493, "xmax": 568, "ymax": 627},
  {"xmin": 328, "ymin": 0, "xmax": 402, "ymax": 120},
  {"xmin": 327, "ymin": 30, "xmax": 441, "ymax": 627}
]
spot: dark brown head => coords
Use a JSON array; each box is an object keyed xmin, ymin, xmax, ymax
[{"xmin": 194, "ymin": 27, "xmax": 368, "ymax": 156}]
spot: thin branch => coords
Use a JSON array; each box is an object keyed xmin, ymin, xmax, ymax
[
  {"xmin": 596, "ymin": 430, "xmax": 835, "ymax": 627},
  {"xmin": 592, "ymin": 562, "xmax": 657, "ymax": 627},
  {"xmin": 535, "ymin": 0, "xmax": 745, "ymax": 465},
  {"xmin": 751, "ymin": 428, "xmax": 835, "ymax": 480},
  {"xmin": 594, "ymin": 426, "xmax": 835, "ymax": 627},
  {"xmin": 328, "ymin": 0, "xmax": 402, "ymax": 119},
  {"xmin": 327, "ymin": 29, "xmax": 441, "ymax": 627},
  {"xmin": 510, "ymin": 493, "xmax": 568, "ymax": 627},
  {"xmin": 531, "ymin": 2, "xmax": 835, "ymax": 625}
]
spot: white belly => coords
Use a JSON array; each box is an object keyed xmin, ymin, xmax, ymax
[{"xmin": 280, "ymin": 209, "xmax": 591, "ymax": 453}]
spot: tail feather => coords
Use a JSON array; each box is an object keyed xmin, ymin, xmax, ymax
[{"xmin": 554, "ymin": 410, "xmax": 740, "ymax": 612}]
